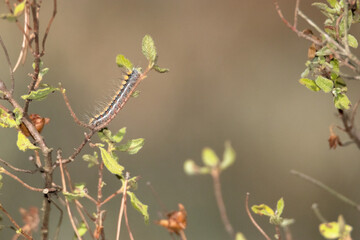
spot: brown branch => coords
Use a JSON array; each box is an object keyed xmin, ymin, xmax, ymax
[
  {"xmin": 0, "ymin": 157, "xmax": 37, "ymax": 173},
  {"xmin": 211, "ymin": 168, "xmax": 234, "ymax": 238},
  {"xmin": 13, "ymin": 2, "xmax": 30, "ymax": 72},
  {"xmin": 0, "ymin": 35, "xmax": 15, "ymax": 93},
  {"xmin": 40, "ymin": 0, "xmax": 57, "ymax": 56},
  {"xmin": 100, "ymin": 186, "xmax": 124, "ymax": 207},
  {"xmin": 0, "ymin": 204, "xmax": 33, "ymax": 240},
  {"xmin": 60, "ymin": 86, "xmax": 89, "ymax": 128},
  {"xmin": 0, "ymin": 168, "xmax": 43, "ymax": 192},
  {"xmin": 338, "ymin": 107, "xmax": 360, "ymax": 149},
  {"xmin": 275, "ymin": 225, "xmax": 282, "ymax": 240},
  {"xmin": 245, "ymin": 193, "xmax": 271, "ymax": 240},
  {"xmin": 116, "ymin": 172, "xmax": 129, "ymax": 240}
]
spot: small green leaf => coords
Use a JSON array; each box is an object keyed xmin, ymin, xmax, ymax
[
  {"xmin": 21, "ymin": 85, "xmax": 59, "ymax": 101},
  {"xmin": 184, "ymin": 159, "xmax": 199, "ymax": 175},
  {"xmin": 131, "ymin": 90, "xmax": 141, "ymax": 98},
  {"xmin": 276, "ymin": 198, "xmax": 284, "ymax": 217},
  {"xmin": 127, "ymin": 191, "xmax": 149, "ymax": 224},
  {"xmin": 334, "ymin": 77, "xmax": 346, "ymax": 88},
  {"xmin": 73, "ymin": 222, "xmax": 87, "ymax": 240},
  {"xmin": 116, "ymin": 138, "xmax": 144, "ymax": 155},
  {"xmin": 98, "ymin": 128, "xmax": 126, "ymax": 144},
  {"xmin": 116, "ymin": 54, "xmax": 133, "ymax": 71},
  {"xmin": 316, "ymin": 46, "xmax": 333, "ymax": 56},
  {"xmin": 334, "ymin": 93, "xmax": 351, "ymax": 109},
  {"xmin": 112, "ymin": 127, "xmax": 127, "ymax": 143},
  {"xmin": 14, "ymin": 1, "xmax": 25, "ymax": 16},
  {"xmin": 326, "ymin": 0, "xmax": 337, "ymax": 7},
  {"xmin": 330, "ymin": 59, "xmax": 339, "ymax": 75},
  {"xmin": 220, "ymin": 141, "xmax": 235, "ymax": 170},
  {"xmin": 17, "ymin": 132, "xmax": 39, "ymax": 152},
  {"xmin": 99, "ymin": 147, "xmax": 124, "ymax": 177},
  {"xmin": 202, "ymin": 147, "xmax": 219, "ymax": 167},
  {"xmin": 64, "ymin": 183, "xmax": 87, "ymax": 201},
  {"xmin": 199, "ymin": 166, "xmax": 211, "ymax": 174},
  {"xmin": 299, "ymin": 78, "xmax": 321, "ymax": 92},
  {"xmin": 312, "ymin": 2, "xmax": 336, "ymax": 13},
  {"xmin": 82, "ymin": 152, "xmax": 99, "ymax": 168},
  {"xmin": 347, "ymin": 34, "xmax": 358, "ymax": 48},
  {"xmin": 251, "ymin": 204, "xmax": 275, "ymax": 217},
  {"xmin": 301, "ymin": 68, "xmax": 310, "ymax": 78},
  {"xmin": 38, "ymin": 68, "xmax": 49, "ymax": 81},
  {"xmin": 235, "ymin": 233, "xmax": 247, "ymax": 240},
  {"xmin": 142, "ymin": 35, "xmax": 157, "ymax": 64},
  {"xmin": 153, "ymin": 65, "xmax": 169, "ymax": 73},
  {"xmin": 315, "ymin": 76, "xmax": 333, "ymax": 93},
  {"xmin": 32, "ymin": 60, "xmax": 43, "ymax": 70}
]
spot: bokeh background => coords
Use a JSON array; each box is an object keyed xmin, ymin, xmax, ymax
[{"xmin": 1, "ymin": 0, "xmax": 360, "ymax": 239}]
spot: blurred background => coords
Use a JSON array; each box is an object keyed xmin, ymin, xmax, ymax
[{"xmin": 1, "ymin": 0, "xmax": 360, "ymax": 239}]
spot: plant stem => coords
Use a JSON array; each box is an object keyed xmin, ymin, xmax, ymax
[{"xmin": 211, "ymin": 168, "xmax": 234, "ymax": 239}]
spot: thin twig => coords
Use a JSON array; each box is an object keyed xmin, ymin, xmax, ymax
[
  {"xmin": 338, "ymin": 108, "xmax": 360, "ymax": 148},
  {"xmin": 0, "ymin": 204, "xmax": 33, "ymax": 240},
  {"xmin": 284, "ymin": 226, "xmax": 293, "ymax": 240},
  {"xmin": 60, "ymin": 86, "xmax": 90, "ymax": 128},
  {"xmin": 275, "ymin": 225, "xmax": 282, "ymax": 240},
  {"xmin": 0, "ymin": 168, "xmax": 43, "ymax": 192},
  {"xmin": 13, "ymin": 2, "xmax": 30, "ymax": 72},
  {"xmin": 100, "ymin": 186, "xmax": 124, "ymax": 207},
  {"xmin": 41, "ymin": 0, "xmax": 57, "ymax": 56},
  {"xmin": 58, "ymin": 150, "xmax": 83, "ymax": 240},
  {"xmin": 311, "ymin": 203, "xmax": 327, "ymax": 223},
  {"xmin": 124, "ymin": 196, "xmax": 134, "ymax": 240},
  {"xmin": 211, "ymin": 168, "xmax": 234, "ymax": 238},
  {"xmin": 51, "ymin": 199, "xmax": 63, "ymax": 240},
  {"xmin": 179, "ymin": 230, "xmax": 188, "ymax": 240},
  {"xmin": 245, "ymin": 193, "xmax": 271, "ymax": 240},
  {"xmin": 116, "ymin": 172, "xmax": 130, "ymax": 240},
  {"xmin": 0, "ymin": 157, "xmax": 37, "ymax": 173},
  {"xmin": 293, "ymin": 0, "xmax": 300, "ymax": 29},
  {"xmin": 291, "ymin": 170, "xmax": 360, "ymax": 211},
  {"xmin": 0, "ymin": 35, "xmax": 15, "ymax": 93},
  {"xmin": 343, "ymin": 0, "xmax": 350, "ymax": 53}
]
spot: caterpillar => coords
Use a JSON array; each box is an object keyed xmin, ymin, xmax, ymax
[{"xmin": 89, "ymin": 68, "xmax": 142, "ymax": 129}]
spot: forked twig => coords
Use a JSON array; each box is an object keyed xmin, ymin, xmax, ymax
[
  {"xmin": 0, "ymin": 168, "xmax": 43, "ymax": 192},
  {"xmin": 245, "ymin": 193, "xmax": 271, "ymax": 240},
  {"xmin": 0, "ymin": 157, "xmax": 37, "ymax": 174}
]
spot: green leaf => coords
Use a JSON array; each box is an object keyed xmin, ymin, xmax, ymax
[
  {"xmin": 334, "ymin": 93, "xmax": 351, "ymax": 109},
  {"xmin": 276, "ymin": 198, "xmax": 284, "ymax": 217},
  {"xmin": 301, "ymin": 68, "xmax": 310, "ymax": 78},
  {"xmin": 316, "ymin": 46, "xmax": 333, "ymax": 56},
  {"xmin": 131, "ymin": 90, "xmax": 141, "ymax": 98},
  {"xmin": 326, "ymin": 0, "xmax": 337, "ymax": 7},
  {"xmin": 153, "ymin": 65, "xmax": 169, "ymax": 73},
  {"xmin": 0, "ymin": 13, "xmax": 17, "ymax": 22},
  {"xmin": 64, "ymin": 183, "xmax": 87, "ymax": 201},
  {"xmin": 142, "ymin": 35, "xmax": 157, "ymax": 64},
  {"xmin": 17, "ymin": 132, "xmax": 39, "ymax": 152},
  {"xmin": 0, "ymin": 108, "xmax": 21, "ymax": 128},
  {"xmin": 112, "ymin": 127, "xmax": 127, "ymax": 143},
  {"xmin": 347, "ymin": 34, "xmax": 358, "ymax": 48},
  {"xmin": 73, "ymin": 222, "xmax": 87, "ymax": 240},
  {"xmin": 14, "ymin": 1, "xmax": 25, "ymax": 16},
  {"xmin": 21, "ymin": 85, "xmax": 59, "ymax": 101},
  {"xmin": 202, "ymin": 147, "xmax": 219, "ymax": 167},
  {"xmin": 116, "ymin": 138, "xmax": 144, "ymax": 155},
  {"xmin": 315, "ymin": 76, "xmax": 333, "ymax": 93},
  {"xmin": 116, "ymin": 54, "xmax": 133, "ymax": 71},
  {"xmin": 38, "ymin": 68, "xmax": 49, "ymax": 82},
  {"xmin": 98, "ymin": 128, "xmax": 126, "ymax": 144},
  {"xmin": 235, "ymin": 233, "xmax": 247, "ymax": 240},
  {"xmin": 334, "ymin": 77, "xmax": 346, "ymax": 88},
  {"xmin": 319, "ymin": 221, "xmax": 352, "ymax": 239},
  {"xmin": 184, "ymin": 159, "xmax": 199, "ymax": 175},
  {"xmin": 220, "ymin": 141, "xmax": 235, "ymax": 170},
  {"xmin": 99, "ymin": 147, "xmax": 124, "ymax": 177},
  {"xmin": 251, "ymin": 204, "xmax": 275, "ymax": 217},
  {"xmin": 299, "ymin": 78, "xmax": 321, "ymax": 92},
  {"xmin": 82, "ymin": 152, "xmax": 99, "ymax": 168},
  {"xmin": 329, "ymin": 59, "xmax": 339, "ymax": 75},
  {"xmin": 127, "ymin": 191, "xmax": 149, "ymax": 224},
  {"xmin": 0, "ymin": 174, "xmax": 3, "ymax": 189}
]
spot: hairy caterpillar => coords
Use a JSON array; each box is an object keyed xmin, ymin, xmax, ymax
[{"xmin": 89, "ymin": 68, "xmax": 141, "ymax": 129}]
